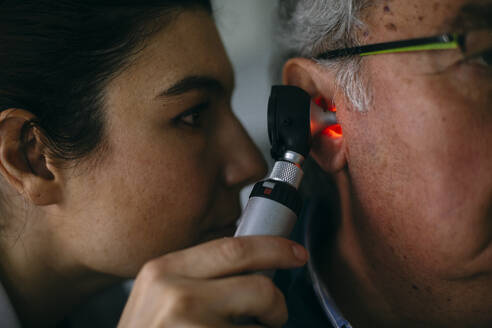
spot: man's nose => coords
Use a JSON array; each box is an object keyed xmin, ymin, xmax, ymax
[{"xmin": 220, "ymin": 112, "xmax": 268, "ymax": 188}]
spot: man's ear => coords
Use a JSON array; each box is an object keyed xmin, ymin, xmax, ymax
[
  {"xmin": 282, "ymin": 58, "xmax": 347, "ymax": 173},
  {"xmin": 0, "ymin": 109, "xmax": 62, "ymax": 205}
]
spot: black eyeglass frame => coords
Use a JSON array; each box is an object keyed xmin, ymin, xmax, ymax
[{"xmin": 315, "ymin": 33, "xmax": 466, "ymax": 60}]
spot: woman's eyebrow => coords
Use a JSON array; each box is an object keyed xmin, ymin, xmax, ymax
[{"xmin": 157, "ymin": 75, "xmax": 224, "ymax": 98}]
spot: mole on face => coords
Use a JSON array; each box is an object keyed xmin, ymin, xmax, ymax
[
  {"xmin": 384, "ymin": 5, "xmax": 391, "ymax": 12},
  {"xmin": 385, "ymin": 23, "xmax": 398, "ymax": 31}
]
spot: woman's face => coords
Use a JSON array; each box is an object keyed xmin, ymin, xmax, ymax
[{"xmin": 56, "ymin": 10, "xmax": 267, "ymax": 277}]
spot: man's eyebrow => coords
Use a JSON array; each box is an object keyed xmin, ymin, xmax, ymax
[
  {"xmin": 157, "ymin": 75, "xmax": 224, "ymax": 98},
  {"xmin": 448, "ymin": 1, "xmax": 492, "ymax": 31}
]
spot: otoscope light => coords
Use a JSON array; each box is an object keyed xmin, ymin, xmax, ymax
[
  {"xmin": 310, "ymin": 101, "xmax": 337, "ymax": 137},
  {"xmin": 322, "ymin": 124, "xmax": 342, "ymax": 138},
  {"xmin": 313, "ymin": 96, "xmax": 335, "ymax": 112},
  {"xmin": 312, "ymin": 96, "xmax": 340, "ymax": 138}
]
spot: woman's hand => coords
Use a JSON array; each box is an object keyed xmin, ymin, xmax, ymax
[{"xmin": 118, "ymin": 236, "xmax": 308, "ymax": 328}]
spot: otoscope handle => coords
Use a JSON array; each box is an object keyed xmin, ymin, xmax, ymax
[
  {"xmin": 234, "ymin": 179, "xmax": 301, "ymax": 238},
  {"xmin": 234, "ymin": 160, "xmax": 303, "ymax": 280},
  {"xmin": 235, "ymin": 160, "xmax": 302, "ymax": 233},
  {"xmin": 232, "ymin": 174, "xmax": 302, "ymax": 324}
]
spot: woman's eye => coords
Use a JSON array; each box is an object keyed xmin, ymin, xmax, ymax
[
  {"xmin": 174, "ymin": 102, "xmax": 210, "ymax": 127},
  {"xmin": 181, "ymin": 111, "xmax": 201, "ymax": 126}
]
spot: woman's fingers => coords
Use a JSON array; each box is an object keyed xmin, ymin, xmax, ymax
[
  {"xmin": 211, "ymin": 274, "xmax": 288, "ymax": 328},
  {"xmin": 121, "ymin": 272, "xmax": 287, "ymax": 328},
  {"xmin": 147, "ymin": 236, "xmax": 308, "ymax": 279},
  {"xmin": 119, "ymin": 236, "xmax": 307, "ymax": 327}
]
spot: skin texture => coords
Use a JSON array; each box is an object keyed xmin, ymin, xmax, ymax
[
  {"xmin": 0, "ymin": 10, "xmax": 311, "ymax": 328},
  {"xmin": 283, "ymin": 0, "xmax": 491, "ymax": 327},
  {"xmin": 57, "ymin": 9, "xmax": 267, "ymax": 276}
]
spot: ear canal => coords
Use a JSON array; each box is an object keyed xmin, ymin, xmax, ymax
[
  {"xmin": 314, "ymin": 96, "xmax": 330, "ymax": 111},
  {"xmin": 21, "ymin": 123, "xmax": 54, "ymax": 180},
  {"xmin": 312, "ymin": 96, "xmax": 342, "ymax": 138}
]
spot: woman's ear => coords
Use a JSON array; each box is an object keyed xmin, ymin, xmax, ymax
[
  {"xmin": 0, "ymin": 109, "xmax": 62, "ymax": 205},
  {"xmin": 282, "ymin": 58, "xmax": 347, "ymax": 174}
]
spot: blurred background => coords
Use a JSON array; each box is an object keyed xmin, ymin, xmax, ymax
[{"xmin": 211, "ymin": 0, "xmax": 278, "ymax": 204}]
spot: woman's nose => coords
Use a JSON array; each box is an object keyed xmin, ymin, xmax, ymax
[{"xmin": 220, "ymin": 112, "xmax": 268, "ymax": 188}]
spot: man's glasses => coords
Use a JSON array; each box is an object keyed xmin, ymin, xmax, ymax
[{"xmin": 315, "ymin": 31, "xmax": 492, "ymax": 66}]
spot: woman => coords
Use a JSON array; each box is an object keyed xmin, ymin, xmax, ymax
[{"xmin": 0, "ymin": 1, "xmax": 308, "ymax": 327}]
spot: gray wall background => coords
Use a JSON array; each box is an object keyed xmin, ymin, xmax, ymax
[{"xmin": 212, "ymin": 0, "xmax": 278, "ymax": 203}]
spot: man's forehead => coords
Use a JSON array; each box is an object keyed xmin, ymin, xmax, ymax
[{"xmin": 365, "ymin": 0, "xmax": 491, "ymax": 39}]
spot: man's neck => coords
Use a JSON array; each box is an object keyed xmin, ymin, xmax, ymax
[{"xmin": 317, "ymin": 171, "xmax": 397, "ymax": 328}]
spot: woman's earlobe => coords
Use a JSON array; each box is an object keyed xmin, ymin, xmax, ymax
[{"xmin": 0, "ymin": 109, "xmax": 62, "ymax": 205}]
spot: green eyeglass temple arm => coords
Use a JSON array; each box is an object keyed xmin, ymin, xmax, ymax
[{"xmin": 315, "ymin": 33, "xmax": 464, "ymax": 60}]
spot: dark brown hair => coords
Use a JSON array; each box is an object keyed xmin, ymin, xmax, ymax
[{"xmin": 0, "ymin": 0, "xmax": 212, "ymax": 163}]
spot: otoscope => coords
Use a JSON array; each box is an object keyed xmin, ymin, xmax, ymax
[{"xmin": 234, "ymin": 85, "xmax": 337, "ymax": 275}]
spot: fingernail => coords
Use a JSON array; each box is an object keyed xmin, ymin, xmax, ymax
[{"xmin": 291, "ymin": 244, "xmax": 308, "ymax": 262}]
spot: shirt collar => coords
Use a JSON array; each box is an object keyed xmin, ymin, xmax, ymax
[
  {"xmin": 304, "ymin": 201, "xmax": 353, "ymax": 328},
  {"xmin": 0, "ymin": 282, "xmax": 21, "ymax": 328}
]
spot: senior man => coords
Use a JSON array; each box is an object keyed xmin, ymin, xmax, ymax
[{"xmin": 274, "ymin": 0, "xmax": 491, "ymax": 327}]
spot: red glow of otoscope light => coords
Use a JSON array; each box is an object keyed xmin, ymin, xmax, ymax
[
  {"xmin": 314, "ymin": 96, "xmax": 331, "ymax": 110},
  {"xmin": 313, "ymin": 96, "xmax": 342, "ymax": 138},
  {"xmin": 322, "ymin": 124, "xmax": 342, "ymax": 138}
]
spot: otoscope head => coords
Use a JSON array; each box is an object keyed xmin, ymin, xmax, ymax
[
  {"xmin": 268, "ymin": 85, "xmax": 337, "ymax": 161},
  {"xmin": 268, "ymin": 86, "xmax": 311, "ymax": 160}
]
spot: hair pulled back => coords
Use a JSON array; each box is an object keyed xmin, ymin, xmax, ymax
[{"xmin": 0, "ymin": 0, "xmax": 212, "ymax": 164}]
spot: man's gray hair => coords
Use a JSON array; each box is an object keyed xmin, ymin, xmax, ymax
[{"xmin": 275, "ymin": 0, "xmax": 371, "ymax": 111}]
